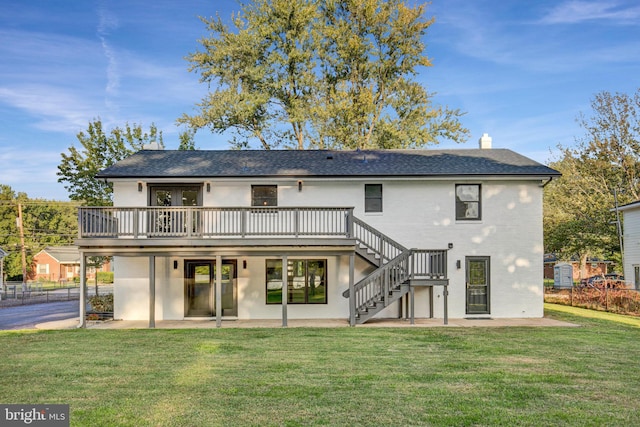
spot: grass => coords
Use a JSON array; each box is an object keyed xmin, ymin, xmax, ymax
[{"xmin": 1, "ymin": 305, "xmax": 639, "ymax": 426}]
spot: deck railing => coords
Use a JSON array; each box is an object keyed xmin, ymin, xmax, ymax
[
  {"xmin": 78, "ymin": 206, "xmax": 354, "ymax": 239},
  {"xmin": 410, "ymin": 249, "xmax": 448, "ymax": 279}
]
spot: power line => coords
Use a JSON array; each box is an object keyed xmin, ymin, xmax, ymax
[{"xmin": 0, "ymin": 201, "xmax": 82, "ymax": 207}]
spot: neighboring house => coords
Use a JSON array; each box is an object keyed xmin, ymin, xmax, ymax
[
  {"xmin": 543, "ymin": 254, "xmax": 610, "ymax": 282},
  {"xmin": 32, "ymin": 246, "xmax": 110, "ymax": 283},
  {"xmin": 74, "ymin": 137, "xmax": 560, "ymax": 327},
  {"xmin": 615, "ymin": 200, "xmax": 640, "ymax": 289}
]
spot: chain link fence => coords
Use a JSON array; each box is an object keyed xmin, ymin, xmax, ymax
[{"xmin": 0, "ymin": 282, "xmax": 112, "ymax": 308}]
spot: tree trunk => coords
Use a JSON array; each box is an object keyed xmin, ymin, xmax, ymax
[{"xmin": 580, "ymin": 253, "xmax": 589, "ymax": 280}]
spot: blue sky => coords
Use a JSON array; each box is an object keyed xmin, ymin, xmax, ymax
[{"xmin": 0, "ymin": 0, "xmax": 639, "ymax": 201}]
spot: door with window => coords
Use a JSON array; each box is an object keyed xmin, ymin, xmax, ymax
[
  {"xmin": 184, "ymin": 260, "xmax": 237, "ymax": 317},
  {"xmin": 466, "ymin": 256, "xmax": 490, "ymax": 314},
  {"xmin": 150, "ymin": 186, "xmax": 200, "ymax": 236}
]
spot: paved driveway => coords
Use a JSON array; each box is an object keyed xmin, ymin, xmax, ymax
[{"xmin": 0, "ymin": 300, "xmax": 78, "ymax": 330}]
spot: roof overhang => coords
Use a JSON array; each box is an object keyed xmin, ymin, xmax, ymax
[{"xmin": 612, "ymin": 200, "xmax": 640, "ymax": 212}]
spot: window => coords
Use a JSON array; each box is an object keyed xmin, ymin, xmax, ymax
[
  {"xmin": 252, "ymin": 185, "xmax": 277, "ymax": 206},
  {"xmin": 266, "ymin": 259, "xmax": 327, "ymax": 304},
  {"xmin": 365, "ymin": 184, "xmax": 382, "ymax": 213},
  {"xmin": 150, "ymin": 186, "xmax": 201, "ymax": 207},
  {"xmin": 148, "ymin": 186, "xmax": 202, "ymax": 235},
  {"xmin": 37, "ymin": 264, "xmax": 49, "ymax": 274},
  {"xmin": 456, "ymin": 184, "xmax": 481, "ymax": 220}
]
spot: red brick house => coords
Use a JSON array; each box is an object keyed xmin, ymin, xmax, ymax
[
  {"xmin": 32, "ymin": 246, "xmax": 110, "ymax": 283},
  {"xmin": 543, "ymin": 254, "xmax": 610, "ymax": 282}
]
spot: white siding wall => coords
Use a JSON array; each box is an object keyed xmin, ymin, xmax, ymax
[
  {"xmin": 622, "ymin": 207, "xmax": 640, "ymax": 287},
  {"xmin": 113, "ymin": 181, "xmax": 147, "ymax": 206},
  {"xmin": 111, "ymin": 177, "xmax": 544, "ymax": 320},
  {"xmin": 114, "ymin": 254, "xmax": 369, "ymax": 320}
]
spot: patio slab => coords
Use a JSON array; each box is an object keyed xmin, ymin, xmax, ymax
[{"xmin": 36, "ymin": 316, "xmax": 579, "ymax": 330}]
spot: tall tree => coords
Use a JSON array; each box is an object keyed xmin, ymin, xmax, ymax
[
  {"xmin": 57, "ymin": 119, "xmax": 163, "ymax": 205},
  {"xmin": 0, "ymin": 186, "xmax": 22, "ymax": 280},
  {"xmin": 544, "ymin": 89, "xmax": 640, "ymax": 276},
  {"xmin": 316, "ymin": 0, "xmax": 467, "ymax": 149},
  {"xmin": 179, "ymin": 0, "xmax": 468, "ymax": 149}
]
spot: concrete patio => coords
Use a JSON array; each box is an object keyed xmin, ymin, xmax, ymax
[{"xmin": 36, "ymin": 316, "xmax": 579, "ymax": 330}]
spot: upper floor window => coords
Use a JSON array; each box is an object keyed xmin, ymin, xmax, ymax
[
  {"xmin": 252, "ymin": 185, "xmax": 277, "ymax": 206},
  {"xmin": 365, "ymin": 184, "xmax": 383, "ymax": 213},
  {"xmin": 456, "ymin": 184, "xmax": 481, "ymax": 220},
  {"xmin": 150, "ymin": 186, "xmax": 201, "ymax": 207}
]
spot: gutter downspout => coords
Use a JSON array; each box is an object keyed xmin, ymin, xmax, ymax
[{"xmin": 540, "ymin": 177, "xmax": 555, "ymax": 188}]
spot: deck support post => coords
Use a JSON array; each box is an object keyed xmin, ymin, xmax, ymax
[
  {"xmin": 282, "ymin": 255, "xmax": 288, "ymax": 327},
  {"xmin": 404, "ymin": 294, "xmax": 409, "ymax": 320},
  {"xmin": 429, "ymin": 287, "xmax": 434, "ymax": 319},
  {"xmin": 149, "ymin": 256, "xmax": 155, "ymax": 328},
  {"xmin": 349, "ymin": 253, "xmax": 355, "ymax": 326},
  {"xmin": 216, "ymin": 255, "xmax": 222, "ymax": 328},
  {"xmin": 410, "ymin": 286, "xmax": 415, "ymax": 325},
  {"xmin": 443, "ymin": 285, "xmax": 449, "ymax": 325},
  {"xmin": 78, "ymin": 252, "xmax": 86, "ymax": 328}
]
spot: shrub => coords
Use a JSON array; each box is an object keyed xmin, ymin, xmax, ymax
[
  {"xmin": 89, "ymin": 294, "xmax": 114, "ymax": 312},
  {"xmin": 97, "ymin": 271, "xmax": 114, "ymax": 284}
]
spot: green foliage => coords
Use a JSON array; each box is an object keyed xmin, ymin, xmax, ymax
[
  {"xmin": 544, "ymin": 89, "xmax": 640, "ymax": 271},
  {"xmin": 88, "ymin": 293, "xmax": 113, "ymax": 312},
  {"xmin": 0, "ymin": 185, "xmax": 78, "ymax": 279},
  {"xmin": 57, "ymin": 119, "xmax": 163, "ymax": 206},
  {"xmin": 96, "ymin": 271, "xmax": 113, "ymax": 284},
  {"xmin": 178, "ymin": 128, "xmax": 197, "ymax": 150},
  {"xmin": 180, "ymin": 0, "xmax": 468, "ymax": 149}
]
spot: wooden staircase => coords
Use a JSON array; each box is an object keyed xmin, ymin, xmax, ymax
[{"xmin": 344, "ymin": 217, "xmax": 448, "ymax": 325}]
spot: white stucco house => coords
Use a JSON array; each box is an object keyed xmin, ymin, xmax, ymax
[
  {"xmin": 75, "ymin": 137, "xmax": 560, "ymax": 327},
  {"xmin": 614, "ymin": 200, "xmax": 640, "ymax": 289}
]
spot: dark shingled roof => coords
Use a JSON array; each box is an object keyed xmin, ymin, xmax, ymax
[{"xmin": 97, "ymin": 149, "xmax": 561, "ymax": 179}]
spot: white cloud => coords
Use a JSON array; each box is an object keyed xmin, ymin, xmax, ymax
[
  {"xmin": 540, "ymin": 1, "xmax": 640, "ymax": 24},
  {"xmin": 429, "ymin": 1, "xmax": 640, "ymax": 76},
  {"xmin": 0, "ymin": 146, "xmax": 67, "ymax": 199},
  {"xmin": 0, "ymin": 85, "xmax": 99, "ymax": 133}
]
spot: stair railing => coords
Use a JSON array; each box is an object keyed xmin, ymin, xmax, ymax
[
  {"xmin": 351, "ymin": 216, "xmax": 406, "ymax": 265},
  {"xmin": 350, "ymin": 249, "xmax": 413, "ymax": 314},
  {"xmin": 346, "ymin": 216, "xmax": 450, "ymax": 325}
]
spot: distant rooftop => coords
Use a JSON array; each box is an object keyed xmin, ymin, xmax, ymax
[
  {"xmin": 97, "ymin": 149, "xmax": 561, "ymax": 179},
  {"xmin": 38, "ymin": 246, "xmax": 79, "ymax": 264}
]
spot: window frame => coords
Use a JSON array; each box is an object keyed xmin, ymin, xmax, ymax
[
  {"xmin": 364, "ymin": 184, "xmax": 383, "ymax": 213},
  {"xmin": 148, "ymin": 185, "xmax": 202, "ymax": 207},
  {"xmin": 252, "ymin": 185, "xmax": 278, "ymax": 207},
  {"xmin": 265, "ymin": 259, "xmax": 327, "ymax": 304},
  {"xmin": 455, "ymin": 184, "xmax": 482, "ymax": 221}
]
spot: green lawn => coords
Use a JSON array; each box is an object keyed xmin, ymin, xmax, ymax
[{"xmin": 1, "ymin": 304, "xmax": 639, "ymax": 426}]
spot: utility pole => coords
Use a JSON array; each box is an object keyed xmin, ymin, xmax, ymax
[
  {"xmin": 613, "ymin": 189, "xmax": 624, "ymax": 274},
  {"xmin": 17, "ymin": 203, "xmax": 27, "ymax": 288}
]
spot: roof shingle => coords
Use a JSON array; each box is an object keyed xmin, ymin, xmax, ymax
[{"xmin": 97, "ymin": 149, "xmax": 560, "ymax": 179}]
